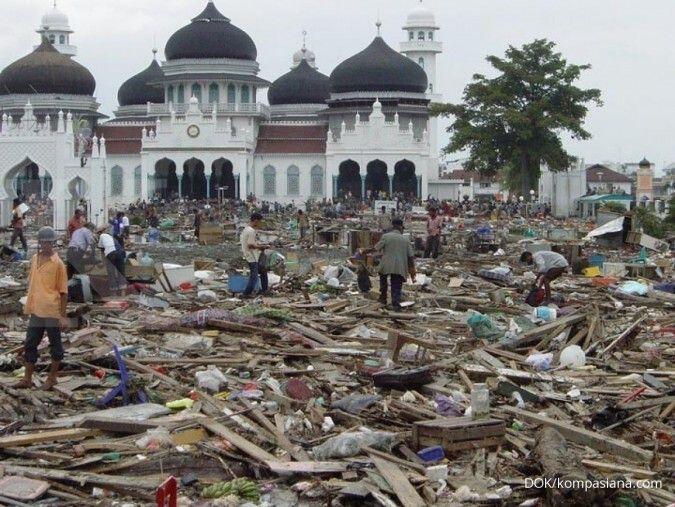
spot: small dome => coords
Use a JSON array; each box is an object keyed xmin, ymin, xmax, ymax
[
  {"xmin": 40, "ymin": 5, "xmax": 71, "ymax": 32},
  {"xmin": 330, "ymin": 36, "xmax": 428, "ymax": 94},
  {"xmin": 0, "ymin": 38, "xmax": 95, "ymax": 96},
  {"xmin": 292, "ymin": 47, "xmax": 316, "ymax": 69},
  {"xmin": 639, "ymin": 158, "xmax": 651, "ymax": 167},
  {"xmin": 117, "ymin": 55, "xmax": 164, "ymax": 106},
  {"xmin": 405, "ymin": 3, "xmax": 437, "ymax": 27},
  {"xmin": 165, "ymin": 1, "xmax": 257, "ymax": 61},
  {"xmin": 268, "ymin": 59, "xmax": 330, "ymax": 105}
]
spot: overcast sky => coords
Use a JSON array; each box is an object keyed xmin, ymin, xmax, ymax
[{"xmin": 1, "ymin": 0, "xmax": 673, "ymax": 170}]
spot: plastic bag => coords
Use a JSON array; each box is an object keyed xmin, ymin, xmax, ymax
[
  {"xmin": 559, "ymin": 345, "xmax": 586, "ymax": 368},
  {"xmin": 525, "ymin": 352, "xmax": 553, "ymax": 371},
  {"xmin": 466, "ymin": 311, "xmax": 503, "ymax": 341},
  {"xmin": 135, "ymin": 427, "xmax": 172, "ymax": 450},
  {"xmin": 195, "ymin": 365, "xmax": 228, "ymax": 393},
  {"xmin": 330, "ymin": 394, "xmax": 381, "ymax": 414},
  {"xmin": 312, "ymin": 430, "xmax": 396, "ymax": 460}
]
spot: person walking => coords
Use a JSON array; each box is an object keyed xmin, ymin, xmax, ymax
[
  {"xmin": 424, "ymin": 208, "xmax": 443, "ymax": 259},
  {"xmin": 16, "ymin": 227, "xmax": 68, "ymax": 390},
  {"xmin": 240, "ymin": 212, "xmax": 269, "ymax": 298},
  {"xmin": 374, "ymin": 218, "xmax": 416, "ymax": 310},
  {"xmin": 10, "ymin": 198, "xmax": 28, "ymax": 252}
]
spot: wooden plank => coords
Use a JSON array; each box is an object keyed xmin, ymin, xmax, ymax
[
  {"xmin": 265, "ymin": 460, "xmax": 348, "ymax": 474},
  {"xmin": 499, "ymin": 313, "xmax": 585, "ymax": 349},
  {"xmin": 600, "ymin": 316, "xmax": 647, "ymax": 356},
  {"xmin": 370, "ymin": 455, "xmax": 425, "ymax": 507},
  {"xmin": 0, "ymin": 428, "xmax": 98, "ymax": 448},
  {"xmin": 502, "ymin": 407, "xmax": 653, "ymax": 463},
  {"xmin": 2, "ymin": 464, "xmax": 159, "ymax": 490},
  {"xmin": 201, "ymin": 419, "xmax": 278, "ymax": 464},
  {"xmin": 617, "ymin": 395, "xmax": 675, "ymax": 411},
  {"xmin": 287, "ymin": 322, "xmax": 338, "ymax": 346},
  {"xmin": 581, "ymin": 459, "xmax": 656, "ymax": 478}
]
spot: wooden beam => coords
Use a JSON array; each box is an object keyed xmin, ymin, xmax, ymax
[
  {"xmin": 265, "ymin": 460, "xmax": 348, "ymax": 474},
  {"xmin": 0, "ymin": 428, "xmax": 98, "ymax": 448},
  {"xmin": 369, "ymin": 454, "xmax": 426, "ymax": 507},
  {"xmin": 502, "ymin": 407, "xmax": 653, "ymax": 463},
  {"xmin": 201, "ymin": 418, "xmax": 278, "ymax": 464}
]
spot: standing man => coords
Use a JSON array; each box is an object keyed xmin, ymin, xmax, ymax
[
  {"xmin": 240, "ymin": 212, "xmax": 269, "ymax": 298},
  {"xmin": 424, "ymin": 208, "xmax": 443, "ymax": 259},
  {"xmin": 109, "ymin": 212, "xmax": 124, "ymax": 250},
  {"xmin": 297, "ymin": 210, "xmax": 309, "ymax": 240},
  {"xmin": 373, "ymin": 218, "xmax": 416, "ymax": 310},
  {"xmin": 98, "ymin": 229, "xmax": 127, "ymax": 295},
  {"xmin": 16, "ymin": 227, "xmax": 68, "ymax": 390},
  {"xmin": 520, "ymin": 251, "xmax": 569, "ymax": 302},
  {"xmin": 10, "ymin": 198, "xmax": 28, "ymax": 252},
  {"xmin": 194, "ymin": 209, "xmax": 203, "ymax": 241},
  {"xmin": 67, "ymin": 209, "xmax": 84, "ymax": 239}
]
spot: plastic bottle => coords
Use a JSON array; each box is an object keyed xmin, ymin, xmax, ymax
[{"xmin": 470, "ymin": 383, "xmax": 490, "ymax": 419}]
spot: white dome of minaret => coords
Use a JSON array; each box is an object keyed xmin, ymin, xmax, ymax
[
  {"xmin": 292, "ymin": 31, "xmax": 316, "ymax": 68},
  {"xmin": 35, "ymin": 1, "xmax": 77, "ymax": 56},
  {"xmin": 404, "ymin": 0, "xmax": 438, "ymax": 29}
]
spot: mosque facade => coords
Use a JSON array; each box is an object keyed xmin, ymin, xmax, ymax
[{"xmin": 0, "ymin": 1, "xmax": 443, "ymax": 227}]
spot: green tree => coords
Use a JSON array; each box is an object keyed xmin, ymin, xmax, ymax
[{"xmin": 431, "ymin": 39, "xmax": 602, "ymax": 195}]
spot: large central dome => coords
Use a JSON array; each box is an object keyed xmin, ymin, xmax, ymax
[
  {"xmin": 268, "ymin": 58, "xmax": 330, "ymax": 106},
  {"xmin": 164, "ymin": 1, "xmax": 257, "ymax": 61},
  {"xmin": 0, "ymin": 38, "xmax": 95, "ymax": 96},
  {"xmin": 330, "ymin": 36, "xmax": 428, "ymax": 94}
]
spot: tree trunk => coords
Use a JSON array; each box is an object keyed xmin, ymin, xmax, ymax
[
  {"xmin": 533, "ymin": 427, "xmax": 613, "ymax": 507},
  {"xmin": 520, "ymin": 153, "xmax": 531, "ymax": 198}
]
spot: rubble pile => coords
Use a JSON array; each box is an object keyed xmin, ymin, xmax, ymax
[{"xmin": 0, "ymin": 209, "xmax": 673, "ymax": 506}]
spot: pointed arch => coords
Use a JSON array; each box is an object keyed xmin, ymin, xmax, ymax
[
  {"xmin": 365, "ymin": 160, "xmax": 388, "ymax": 197},
  {"xmin": 154, "ymin": 158, "xmax": 178, "ymax": 199},
  {"xmin": 110, "ymin": 165, "xmax": 124, "ymax": 196},
  {"xmin": 208, "ymin": 83, "xmax": 219, "ymax": 104},
  {"xmin": 337, "ymin": 160, "xmax": 361, "ymax": 199},
  {"xmin": 211, "ymin": 158, "xmax": 235, "ymax": 199},
  {"xmin": 311, "ymin": 165, "xmax": 324, "ymax": 196},
  {"xmin": 393, "ymin": 160, "xmax": 417, "ymax": 197},
  {"xmin": 182, "ymin": 158, "xmax": 207, "ymax": 200}
]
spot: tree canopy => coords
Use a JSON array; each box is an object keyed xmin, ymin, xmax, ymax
[{"xmin": 431, "ymin": 39, "xmax": 602, "ymax": 195}]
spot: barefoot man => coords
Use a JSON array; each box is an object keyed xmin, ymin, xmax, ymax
[{"xmin": 16, "ymin": 227, "xmax": 68, "ymax": 390}]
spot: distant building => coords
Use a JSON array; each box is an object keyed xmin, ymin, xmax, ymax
[
  {"xmin": 635, "ymin": 157, "xmax": 654, "ymax": 202},
  {"xmin": 585, "ymin": 164, "xmax": 632, "ymax": 195},
  {"xmin": 428, "ymin": 169, "xmax": 506, "ymax": 201}
]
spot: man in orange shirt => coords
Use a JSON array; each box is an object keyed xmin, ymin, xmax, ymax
[{"xmin": 16, "ymin": 227, "xmax": 68, "ymax": 390}]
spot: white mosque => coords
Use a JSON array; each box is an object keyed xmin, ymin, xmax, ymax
[{"xmin": 0, "ymin": 1, "xmax": 443, "ymax": 228}]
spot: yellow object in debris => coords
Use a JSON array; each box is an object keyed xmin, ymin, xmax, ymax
[
  {"xmin": 166, "ymin": 398, "xmax": 195, "ymax": 410},
  {"xmin": 582, "ymin": 266, "xmax": 601, "ymax": 277}
]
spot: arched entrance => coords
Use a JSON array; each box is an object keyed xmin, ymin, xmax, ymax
[
  {"xmin": 154, "ymin": 158, "xmax": 178, "ymax": 200},
  {"xmin": 211, "ymin": 158, "xmax": 236, "ymax": 199},
  {"xmin": 337, "ymin": 160, "xmax": 361, "ymax": 200},
  {"xmin": 393, "ymin": 160, "xmax": 417, "ymax": 198},
  {"xmin": 365, "ymin": 160, "xmax": 388, "ymax": 199},
  {"xmin": 67, "ymin": 177, "xmax": 89, "ymax": 220},
  {"xmin": 182, "ymin": 158, "xmax": 207, "ymax": 200},
  {"xmin": 3, "ymin": 158, "xmax": 54, "ymax": 227}
]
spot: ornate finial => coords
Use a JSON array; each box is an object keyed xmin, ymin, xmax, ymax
[
  {"xmin": 302, "ymin": 30, "xmax": 307, "ymax": 50},
  {"xmin": 152, "ymin": 47, "xmax": 158, "ymax": 59},
  {"xmin": 376, "ymin": 19, "xmax": 382, "ymax": 36}
]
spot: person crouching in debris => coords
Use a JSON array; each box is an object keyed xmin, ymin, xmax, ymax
[
  {"xmin": 520, "ymin": 250, "xmax": 569, "ymax": 303},
  {"xmin": 16, "ymin": 227, "xmax": 68, "ymax": 390},
  {"xmin": 240, "ymin": 212, "xmax": 269, "ymax": 298},
  {"xmin": 97, "ymin": 227, "xmax": 127, "ymax": 296},
  {"xmin": 373, "ymin": 218, "xmax": 416, "ymax": 311}
]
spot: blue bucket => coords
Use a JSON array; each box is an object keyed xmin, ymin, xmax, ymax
[
  {"xmin": 588, "ymin": 253, "xmax": 605, "ymax": 268},
  {"xmin": 228, "ymin": 274, "xmax": 261, "ymax": 293}
]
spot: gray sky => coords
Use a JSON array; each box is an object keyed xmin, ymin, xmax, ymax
[{"xmin": 2, "ymin": 0, "xmax": 673, "ymax": 171}]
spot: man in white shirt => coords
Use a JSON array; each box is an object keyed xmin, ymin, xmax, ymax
[
  {"xmin": 97, "ymin": 231, "xmax": 126, "ymax": 295},
  {"xmin": 521, "ymin": 250, "xmax": 569, "ymax": 302},
  {"xmin": 67, "ymin": 223, "xmax": 95, "ymax": 279},
  {"xmin": 240, "ymin": 212, "xmax": 268, "ymax": 298}
]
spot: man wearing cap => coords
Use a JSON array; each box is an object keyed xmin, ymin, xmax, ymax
[
  {"xmin": 374, "ymin": 218, "xmax": 416, "ymax": 310},
  {"xmin": 17, "ymin": 227, "xmax": 68, "ymax": 390}
]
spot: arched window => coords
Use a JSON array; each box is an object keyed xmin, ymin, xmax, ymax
[
  {"xmin": 311, "ymin": 166, "xmax": 324, "ymax": 196},
  {"xmin": 134, "ymin": 166, "xmax": 142, "ymax": 196},
  {"xmin": 167, "ymin": 85, "xmax": 174, "ymax": 103},
  {"xmin": 287, "ymin": 166, "xmax": 300, "ymax": 196},
  {"xmin": 177, "ymin": 84, "xmax": 185, "ymax": 103},
  {"xmin": 227, "ymin": 84, "xmax": 236, "ymax": 104},
  {"xmin": 418, "ymin": 57, "xmax": 425, "ymax": 69},
  {"xmin": 49, "ymin": 34, "xmax": 55, "ymax": 43},
  {"xmin": 263, "ymin": 166, "xmax": 276, "ymax": 195},
  {"xmin": 418, "ymin": 31, "xmax": 425, "ymax": 40},
  {"xmin": 241, "ymin": 85, "xmax": 250, "ymax": 103},
  {"xmin": 429, "ymin": 83, "xmax": 434, "ymax": 93},
  {"xmin": 409, "ymin": 31, "xmax": 414, "ymax": 41},
  {"xmin": 208, "ymin": 83, "xmax": 219, "ymax": 104},
  {"xmin": 428, "ymin": 31, "xmax": 434, "ymax": 41},
  {"xmin": 59, "ymin": 35, "xmax": 65, "ymax": 44},
  {"xmin": 110, "ymin": 166, "xmax": 123, "ymax": 197},
  {"xmin": 191, "ymin": 83, "xmax": 202, "ymax": 102}
]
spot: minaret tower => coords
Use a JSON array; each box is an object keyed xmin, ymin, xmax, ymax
[
  {"xmin": 400, "ymin": 0, "xmax": 442, "ymax": 155},
  {"xmin": 35, "ymin": 1, "xmax": 77, "ymax": 56}
]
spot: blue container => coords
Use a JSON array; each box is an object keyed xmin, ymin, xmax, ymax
[
  {"xmin": 417, "ymin": 445, "xmax": 445, "ymax": 463},
  {"xmin": 588, "ymin": 253, "xmax": 605, "ymax": 268},
  {"xmin": 227, "ymin": 274, "xmax": 261, "ymax": 294}
]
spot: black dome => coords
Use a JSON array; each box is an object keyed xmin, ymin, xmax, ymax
[
  {"xmin": 165, "ymin": 2, "xmax": 257, "ymax": 61},
  {"xmin": 330, "ymin": 36, "xmax": 428, "ymax": 94},
  {"xmin": 118, "ymin": 58, "xmax": 165, "ymax": 106},
  {"xmin": 268, "ymin": 60, "xmax": 330, "ymax": 106},
  {"xmin": 0, "ymin": 39, "xmax": 95, "ymax": 96}
]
